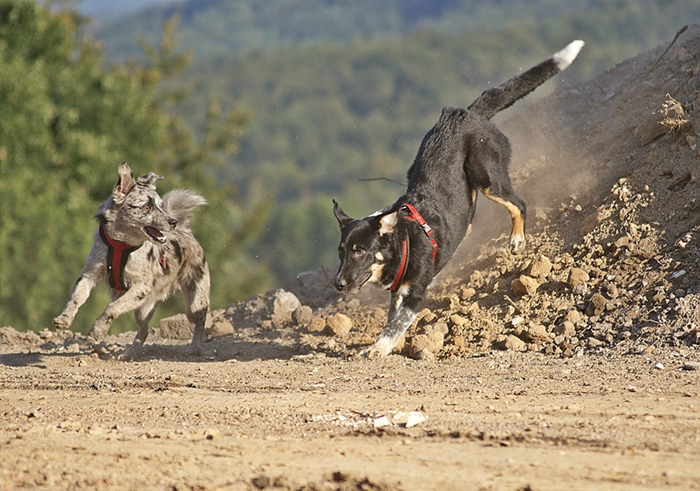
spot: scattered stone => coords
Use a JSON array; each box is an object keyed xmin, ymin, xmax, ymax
[
  {"xmin": 405, "ymin": 332, "xmax": 444, "ymax": 358},
  {"xmin": 586, "ymin": 293, "xmax": 608, "ymax": 317},
  {"xmin": 528, "ymin": 255, "xmax": 553, "ymax": 277},
  {"xmin": 553, "ymin": 321, "xmax": 576, "ymax": 337},
  {"xmin": 292, "ymin": 305, "xmax": 313, "ymax": 326},
  {"xmin": 267, "ymin": 290, "xmax": 301, "ymax": 326},
  {"xmin": 374, "ymin": 411, "xmax": 428, "ymax": 428},
  {"xmin": 525, "ymin": 325, "xmax": 549, "ymax": 343},
  {"xmin": 604, "ymin": 282, "xmax": 619, "ymax": 299},
  {"xmin": 564, "ymin": 310, "xmax": 584, "ymax": 326},
  {"xmin": 503, "ymin": 334, "xmax": 527, "ymax": 352},
  {"xmin": 511, "ymin": 275, "xmax": 539, "ymax": 296},
  {"xmin": 587, "ymin": 337, "xmax": 604, "ymax": 349},
  {"xmin": 422, "ymin": 322, "xmax": 449, "ymax": 335},
  {"xmin": 307, "ymin": 317, "xmax": 327, "ymax": 333},
  {"xmin": 208, "ymin": 320, "xmax": 234, "ymax": 337},
  {"xmin": 567, "ymin": 268, "xmax": 590, "ymax": 287},
  {"xmin": 683, "ymin": 361, "xmax": 700, "ymax": 371},
  {"xmin": 325, "ymin": 313, "xmax": 352, "ymax": 336},
  {"xmin": 460, "ymin": 286, "xmax": 476, "ymax": 301},
  {"xmin": 159, "ymin": 314, "xmax": 194, "ymax": 340}
]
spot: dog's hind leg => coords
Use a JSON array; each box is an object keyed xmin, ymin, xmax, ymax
[
  {"xmin": 118, "ymin": 302, "xmax": 159, "ymax": 360},
  {"xmin": 467, "ymin": 132, "xmax": 527, "ymax": 252},
  {"xmin": 181, "ymin": 263, "xmax": 210, "ymax": 355},
  {"xmin": 481, "ymin": 186, "xmax": 526, "ymax": 252}
]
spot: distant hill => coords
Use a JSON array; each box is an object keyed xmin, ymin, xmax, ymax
[
  {"xmin": 93, "ymin": 0, "xmax": 592, "ymax": 61},
  {"xmin": 79, "ymin": 0, "xmax": 172, "ymax": 23}
]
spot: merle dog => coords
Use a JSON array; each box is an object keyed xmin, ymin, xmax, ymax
[
  {"xmin": 53, "ymin": 162, "xmax": 210, "ymax": 359},
  {"xmin": 333, "ymin": 40, "xmax": 584, "ymax": 357}
]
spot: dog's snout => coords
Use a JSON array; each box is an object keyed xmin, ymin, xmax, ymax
[{"xmin": 333, "ymin": 277, "xmax": 347, "ymax": 292}]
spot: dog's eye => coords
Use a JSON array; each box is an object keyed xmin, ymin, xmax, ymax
[
  {"xmin": 354, "ymin": 248, "xmax": 366, "ymax": 258},
  {"xmin": 142, "ymin": 203, "xmax": 152, "ymax": 212}
]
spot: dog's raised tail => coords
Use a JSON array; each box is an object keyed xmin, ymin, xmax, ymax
[
  {"xmin": 163, "ymin": 189, "xmax": 207, "ymax": 227},
  {"xmin": 468, "ymin": 40, "xmax": 584, "ymax": 120}
]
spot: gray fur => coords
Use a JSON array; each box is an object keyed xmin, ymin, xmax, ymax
[{"xmin": 53, "ymin": 162, "xmax": 210, "ymax": 360}]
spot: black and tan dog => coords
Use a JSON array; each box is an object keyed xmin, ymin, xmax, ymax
[{"xmin": 333, "ymin": 40, "xmax": 584, "ymax": 357}]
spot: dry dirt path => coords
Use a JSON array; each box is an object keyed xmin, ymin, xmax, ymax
[{"xmin": 2, "ymin": 348, "xmax": 700, "ymax": 490}]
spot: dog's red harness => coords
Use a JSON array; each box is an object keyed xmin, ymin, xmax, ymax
[
  {"xmin": 99, "ymin": 225, "xmax": 140, "ymax": 291},
  {"xmin": 389, "ymin": 203, "xmax": 438, "ymax": 291},
  {"xmin": 99, "ymin": 226, "xmax": 168, "ymax": 291}
]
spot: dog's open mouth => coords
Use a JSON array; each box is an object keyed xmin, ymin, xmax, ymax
[{"xmin": 144, "ymin": 226, "xmax": 167, "ymax": 244}]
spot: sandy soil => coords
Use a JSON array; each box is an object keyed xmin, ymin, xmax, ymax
[{"xmin": 3, "ymin": 26, "xmax": 700, "ymax": 491}]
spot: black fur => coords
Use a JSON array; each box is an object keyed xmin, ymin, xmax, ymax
[{"xmin": 333, "ymin": 41, "xmax": 584, "ymax": 357}]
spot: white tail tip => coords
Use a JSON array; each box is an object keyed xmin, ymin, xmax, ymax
[{"xmin": 553, "ymin": 40, "xmax": 585, "ymax": 70}]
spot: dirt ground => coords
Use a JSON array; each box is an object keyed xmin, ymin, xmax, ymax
[{"xmin": 3, "ymin": 27, "xmax": 700, "ymax": 491}]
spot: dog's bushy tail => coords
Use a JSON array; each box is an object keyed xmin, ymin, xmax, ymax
[
  {"xmin": 468, "ymin": 40, "xmax": 584, "ymax": 120},
  {"xmin": 163, "ymin": 189, "xmax": 207, "ymax": 228}
]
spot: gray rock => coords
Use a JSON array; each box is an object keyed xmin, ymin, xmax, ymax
[
  {"xmin": 267, "ymin": 289, "xmax": 301, "ymax": 326},
  {"xmin": 292, "ymin": 305, "xmax": 313, "ymax": 326}
]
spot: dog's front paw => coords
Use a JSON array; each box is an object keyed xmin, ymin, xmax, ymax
[
  {"xmin": 52, "ymin": 315, "xmax": 72, "ymax": 329},
  {"xmin": 359, "ymin": 338, "xmax": 394, "ymax": 359}
]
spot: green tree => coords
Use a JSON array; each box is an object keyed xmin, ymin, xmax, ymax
[{"xmin": 0, "ymin": 1, "xmax": 270, "ymax": 333}]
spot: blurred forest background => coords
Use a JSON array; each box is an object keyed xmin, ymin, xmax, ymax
[{"xmin": 1, "ymin": 0, "xmax": 698, "ymax": 333}]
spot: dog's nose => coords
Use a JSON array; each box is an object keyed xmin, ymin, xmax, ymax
[
  {"xmin": 333, "ymin": 277, "xmax": 347, "ymax": 292},
  {"xmin": 168, "ymin": 217, "xmax": 178, "ymax": 228}
]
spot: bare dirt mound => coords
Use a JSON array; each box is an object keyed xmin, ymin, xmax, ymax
[{"xmin": 3, "ymin": 26, "xmax": 700, "ymax": 491}]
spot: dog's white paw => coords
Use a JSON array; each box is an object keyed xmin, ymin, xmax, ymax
[
  {"xmin": 52, "ymin": 315, "xmax": 72, "ymax": 329},
  {"xmin": 509, "ymin": 234, "xmax": 526, "ymax": 253},
  {"xmin": 360, "ymin": 338, "xmax": 394, "ymax": 359}
]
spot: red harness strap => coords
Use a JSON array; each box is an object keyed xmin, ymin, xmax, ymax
[
  {"xmin": 99, "ymin": 225, "xmax": 140, "ymax": 291},
  {"xmin": 389, "ymin": 238, "xmax": 409, "ymax": 291},
  {"xmin": 389, "ymin": 204, "xmax": 438, "ymax": 292},
  {"xmin": 400, "ymin": 203, "xmax": 438, "ymax": 261}
]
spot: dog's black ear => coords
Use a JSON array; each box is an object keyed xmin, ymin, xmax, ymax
[
  {"xmin": 114, "ymin": 161, "xmax": 136, "ymax": 203},
  {"xmin": 333, "ymin": 199, "xmax": 355, "ymax": 229},
  {"xmin": 376, "ymin": 211, "xmax": 398, "ymax": 236},
  {"xmin": 137, "ymin": 172, "xmax": 164, "ymax": 189}
]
